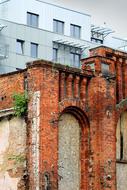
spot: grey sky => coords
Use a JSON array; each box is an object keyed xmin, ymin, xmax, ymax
[{"xmin": 46, "ymin": 0, "xmax": 127, "ymax": 38}]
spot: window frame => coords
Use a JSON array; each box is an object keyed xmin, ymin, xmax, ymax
[
  {"xmin": 70, "ymin": 24, "xmax": 81, "ymax": 39},
  {"xmin": 53, "ymin": 48, "xmax": 58, "ymax": 62},
  {"xmin": 16, "ymin": 39, "xmax": 24, "ymax": 55},
  {"xmin": 30, "ymin": 42, "xmax": 38, "ymax": 58},
  {"xmin": 91, "ymin": 37, "xmax": 103, "ymax": 44},
  {"xmin": 53, "ymin": 19, "xmax": 64, "ymax": 34},
  {"xmin": 27, "ymin": 12, "xmax": 39, "ymax": 28},
  {"xmin": 70, "ymin": 52, "xmax": 81, "ymax": 68}
]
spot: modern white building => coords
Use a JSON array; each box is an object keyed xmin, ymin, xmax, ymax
[{"xmin": 0, "ymin": 0, "xmax": 126, "ymax": 73}]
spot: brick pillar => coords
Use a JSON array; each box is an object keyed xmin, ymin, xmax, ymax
[
  {"xmin": 116, "ymin": 58, "xmax": 123, "ymax": 102},
  {"xmin": 80, "ymin": 78, "xmax": 87, "ymax": 103},
  {"xmin": 88, "ymin": 76, "xmax": 116, "ymax": 190},
  {"xmin": 27, "ymin": 63, "xmax": 59, "ymax": 190},
  {"xmin": 60, "ymin": 72, "xmax": 65, "ymax": 101},
  {"xmin": 74, "ymin": 76, "xmax": 80, "ymax": 98},
  {"xmin": 122, "ymin": 59, "xmax": 127, "ymax": 98},
  {"xmin": 27, "ymin": 66, "xmax": 43, "ymax": 190},
  {"xmin": 39, "ymin": 67, "xmax": 59, "ymax": 190},
  {"xmin": 66, "ymin": 74, "xmax": 73, "ymax": 98}
]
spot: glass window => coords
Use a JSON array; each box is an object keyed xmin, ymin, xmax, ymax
[
  {"xmin": 27, "ymin": 12, "xmax": 39, "ymax": 27},
  {"xmin": 31, "ymin": 43, "xmax": 38, "ymax": 58},
  {"xmin": 91, "ymin": 37, "xmax": 103, "ymax": 44},
  {"xmin": 16, "ymin": 39, "xmax": 24, "ymax": 54},
  {"xmin": 53, "ymin": 19, "xmax": 64, "ymax": 34},
  {"xmin": 70, "ymin": 53, "xmax": 80, "ymax": 68},
  {"xmin": 53, "ymin": 48, "xmax": 58, "ymax": 62},
  {"xmin": 70, "ymin": 24, "xmax": 81, "ymax": 38}
]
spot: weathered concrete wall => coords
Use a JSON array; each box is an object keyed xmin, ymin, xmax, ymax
[
  {"xmin": 58, "ymin": 113, "xmax": 80, "ymax": 190},
  {"xmin": 116, "ymin": 112, "xmax": 127, "ymax": 160},
  {"xmin": 0, "ymin": 116, "xmax": 27, "ymax": 190},
  {"xmin": 116, "ymin": 111, "xmax": 127, "ymax": 190},
  {"xmin": 116, "ymin": 163, "xmax": 127, "ymax": 190}
]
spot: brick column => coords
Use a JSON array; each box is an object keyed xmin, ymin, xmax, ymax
[
  {"xmin": 74, "ymin": 76, "xmax": 80, "ymax": 98},
  {"xmin": 80, "ymin": 78, "xmax": 87, "ymax": 103},
  {"xmin": 122, "ymin": 59, "xmax": 127, "ymax": 98},
  {"xmin": 116, "ymin": 58, "xmax": 123, "ymax": 102},
  {"xmin": 27, "ymin": 64, "xmax": 59, "ymax": 190},
  {"xmin": 66, "ymin": 74, "xmax": 73, "ymax": 98},
  {"xmin": 60, "ymin": 72, "xmax": 65, "ymax": 101},
  {"xmin": 88, "ymin": 76, "xmax": 116, "ymax": 190}
]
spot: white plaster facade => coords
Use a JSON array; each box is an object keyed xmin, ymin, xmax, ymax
[{"xmin": 0, "ymin": 0, "xmax": 126, "ymax": 73}]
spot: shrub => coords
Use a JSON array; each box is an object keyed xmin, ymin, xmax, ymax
[{"xmin": 13, "ymin": 92, "xmax": 28, "ymax": 117}]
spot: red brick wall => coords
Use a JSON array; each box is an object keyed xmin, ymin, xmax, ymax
[
  {"xmin": 0, "ymin": 71, "xmax": 25, "ymax": 110},
  {"xmin": 0, "ymin": 47, "xmax": 127, "ymax": 190}
]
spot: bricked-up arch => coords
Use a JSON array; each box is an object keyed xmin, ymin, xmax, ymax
[
  {"xmin": 116, "ymin": 111, "xmax": 127, "ymax": 190},
  {"xmin": 58, "ymin": 107, "xmax": 89, "ymax": 190},
  {"xmin": 58, "ymin": 113, "xmax": 80, "ymax": 190}
]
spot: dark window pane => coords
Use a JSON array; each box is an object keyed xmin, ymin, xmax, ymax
[
  {"xmin": 53, "ymin": 20, "xmax": 57, "ymax": 33},
  {"xmin": 59, "ymin": 22, "xmax": 63, "ymax": 34},
  {"xmin": 75, "ymin": 54, "xmax": 80, "ymax": 67},
  {"xmin": 70, "ymin": 24, "xmax": 73, "ymax": 36},
  {"xmin": 75, "ymin": 26, "xmax": 80, "ymax": 38},
  {"xmin": 53, "ymin": 19, "xmax": 64, "ymax": 34},
  {"xmin": 31, "ymin": 43, "xmax": 38, "ymax": 58},
  {"xmin": 70, "ymin": 24, "xmax": 81, "ymax": 38},
  {"xmin": 70, "ymin": 53, "xmax": 74, "ymax": 66},
  {"xmin": 27, "ymin": 13, "xmax": 31, "ymax": 26},
  {"xmin": 53, "ymin": 48, "xmax": 58, "ymax": 62},
  {"xmin": 32, "ymin": 14, "xmax": 38, "ymax": 27},
  {"xmin": 70, "ymin": 53, "xmax": 80, "ymax": 68},
  {"xmin": 16, "ymin": 39, "xmax": 24, "ymax": 54},
  {"xmin": 27, "ymin": 12, "xmax": 39, "ymax": 27}
]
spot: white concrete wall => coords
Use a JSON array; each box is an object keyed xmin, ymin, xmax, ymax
[
  {"xmin": 0, "ymin": 19, "xmax": 95, "ymax": 73},
  {"xmin": 0, "ymin": 0, "xmax": 91, "ymax": 41}
]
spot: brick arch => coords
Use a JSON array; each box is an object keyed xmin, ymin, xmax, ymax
[
  {"xmin": 58, "ymin": 106, "xmax": 90, "ymax": 190},
  {"xmin": 59, "ymin": 105, "xmax": 89, "ymax": 128}
]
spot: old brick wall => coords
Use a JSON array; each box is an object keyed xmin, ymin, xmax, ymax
[
  {"xmin": 0, "ymin": 71, "xmax": 25, "ymax": 110},
  {"xmin": 0, "ymin": 46, "xmax": 127, "ymax": 190},
  {"xmin": 0, "ymin": 71, "xmax": 27, "ymax": 190},
  {"xmin": 26, "ymin": 61, "xmax": 91, "ymax": 190}
]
